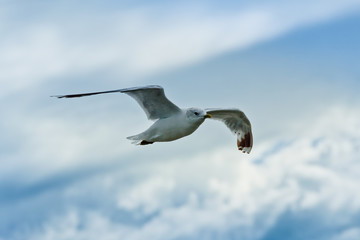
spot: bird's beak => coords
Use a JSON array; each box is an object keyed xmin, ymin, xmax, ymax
[{"xmin": 204, "ymin": 113, "xmax": 212, "ymax": 119}]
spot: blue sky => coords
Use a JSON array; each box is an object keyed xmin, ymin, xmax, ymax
[{"xmin": 1, "ymin": 1, "xmax": 360, "ymax": 240}]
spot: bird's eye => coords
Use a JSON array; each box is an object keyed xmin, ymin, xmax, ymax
[{"xmin": 194, "ymin": 112, "xmax": 199, "ymax": 116}]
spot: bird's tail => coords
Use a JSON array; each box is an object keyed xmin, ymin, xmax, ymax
[
  {"xmin": 126, "ymin": 135, "xmax": 142, "ymax": 145},
  {"xmin": 127, "ymin": 134, "xmax": 154, "ymax": 145}
]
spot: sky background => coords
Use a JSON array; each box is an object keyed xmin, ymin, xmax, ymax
[{"xmin": 1, "ymin": 0, "xmax": 360, "ymax": 239}]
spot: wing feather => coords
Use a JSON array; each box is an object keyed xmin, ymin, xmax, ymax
[
  {"xmin": 52, "ymin": 85, "xmax": 181, "ymax": 120},
  {"xmin": 120, "ymin": 85, "xmax": 181, "ymax": 120},
  {"xmin": 206, "ymin": 108, "xmax": 253, "ymax": 153}
]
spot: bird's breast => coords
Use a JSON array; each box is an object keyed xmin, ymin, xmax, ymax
[{"xmin": 150, "ymin": 115, "xmax": 203, "ymax": 142}]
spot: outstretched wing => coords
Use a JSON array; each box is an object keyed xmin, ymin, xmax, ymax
[
  {"xmin": 206, "ymin": 108, "xmax": 253, "ymax": 153},
  {"xmin": 52, "ymin": 85, "xmax": 181, "ymax": 120},
  {"xmin": 120, "ymin": 86, "xmax": 181, "ymax": 120}
]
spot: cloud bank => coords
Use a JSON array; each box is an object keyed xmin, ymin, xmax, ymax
[
  {"xmin": 1, "ymin": 1, "xmax": 360, "ymax": 239},
  {"xmin": 3, "ymin": 105, "xmax": 358, "ymax": 240}
]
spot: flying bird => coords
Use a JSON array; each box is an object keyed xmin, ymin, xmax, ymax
[{"xmin": 52, "ymin": 85, "xmax": 253, "ymax": 153}]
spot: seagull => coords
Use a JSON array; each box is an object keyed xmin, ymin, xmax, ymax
[{"xmin": 52, "ymin": 85, "xmax": 253, "ymax": 153}]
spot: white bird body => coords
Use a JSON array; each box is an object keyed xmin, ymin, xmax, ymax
[
  {"xmin": 128, "ymin": 108, "xmax": 207, "ymax": 143},
  {"xmin": 52, "ymin": 85, "xmax": 253, "ymax": 153}
]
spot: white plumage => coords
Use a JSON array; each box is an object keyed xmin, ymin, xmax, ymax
[{"xmin": 52, "ymin": 85, "xmax": 253, "ymax": 153}]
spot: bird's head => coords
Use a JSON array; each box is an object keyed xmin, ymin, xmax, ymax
[{"xmin": 186, "ymin": 108, "xmax": 212, "ymax": 121}]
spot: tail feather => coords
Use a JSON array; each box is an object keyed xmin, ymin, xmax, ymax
[
  {"xmin": 127, "ymin": 132, "xmax": 154, "ymax": 146},
  {"xmin": 126, "ymin": 135, "xmax": 142, "ymax": 145}
]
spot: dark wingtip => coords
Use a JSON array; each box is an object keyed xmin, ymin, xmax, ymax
[
  {"xmin": 237, "ymin": 132, "xmax": 253, "ymax": 154},
  {"xmin": 50, "ymin": 93, "xmax": 94, "ymax": 98}
]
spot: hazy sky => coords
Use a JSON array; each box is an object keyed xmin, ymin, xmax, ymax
[{"xmin": 1, "ymin": 1, "xmax": 360, "ymax": 240}]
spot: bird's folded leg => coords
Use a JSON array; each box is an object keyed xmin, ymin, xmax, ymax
[{"xmin": 140, "ymin": 140, "xmax": 154, "ymax": 145}]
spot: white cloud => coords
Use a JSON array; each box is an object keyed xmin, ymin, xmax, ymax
[
  {"xmin": 18, "ymin": 104, "xmax": 360, "ymax": 240},
  {"xmin": 0, "ymin": 103, "xmax": 138, "ymax": 183},
  {"xmin": 332, "ymin": 228, "xmax": 360, "ymax": 240},
  {"xmin": 27, "ymin": 211, "xmax": 132, "ymax": 240},
  {"xmin": 117, "ymin": 177, "xmax": 175, "ymax": 215},
  {"xmin": 1, "ymin": 0, "xmax": 360, "ymax": 97}
]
